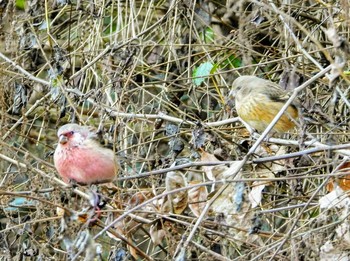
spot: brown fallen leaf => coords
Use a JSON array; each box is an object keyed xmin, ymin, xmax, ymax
[
  {"xmin": 150, "ymin": 222, "xmax": 167, "ymax": 245},
  {"xmin": 188, "ymin": 181, "xmax": 208, "ymax": 217},
  {"xmin": 327, "ymin": 162, "xmax": 350, "ymax": 192},
  {"xmin": 165, "ymin": 171, "xmax": 188, "ymax": 214}
]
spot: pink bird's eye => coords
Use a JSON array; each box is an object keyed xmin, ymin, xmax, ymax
[{"xmin": 63, "ymin": 131, "xmax": 74, "ymax": 137}]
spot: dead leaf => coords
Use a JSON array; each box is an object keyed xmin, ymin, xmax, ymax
[
  {"xmin": 165, "ymin": 171, "xmax": 188, "ymax": 214},
  {"xmin": 188, "ymin": 181, "xmax": 208, "ymax": 217},
  {"xmin": 320, "ymin": 240, "xmax": 349, "ymax": 261},
  {"xmin": 150, "ymin": 222, "xmax": 166, "ymax": 245},
  {"xmin": 248, "ymin": 172, "xmax": 274, "ymax": 208},
  {"xmin": 335, "ymin": 222, "xmax": 350, "ymax": 246},
  {"xmin": 327, "ymin": 162, "xmax": 350, "ymax": 192},
  {"xmin": 129, "ymin": 191, "xmax": 155, "ymax": 208},
  {"xmin": 201, "ymin": 150, "xmax": 243, "ymax": 178},
  {"xmin": 319, "ymin": 186, "xmax": 350, "ymax": 209},
  {"xmin": 248, "ymin": 184, "xmax": 265, "ymax": 208},
  {"xmin": 56, "ymin": 207, "xmax": 65, "ymax": 217},
  {"xmin": 107, "ymin": 190, "xmax": 155, "ymax": 241},
  {"xmin": 221, "ymin": 160, "xmax": 244, "ymax": 178},
  {"xmin": 210, "ymin": 174, "xmax": 262, "ymax": 247},
  {"xmin": 127, "ymin": 235, "xmax": 140, "ymax": 260},
  {"xmin": 200, "ymin": 150, "xmax": 222, "ymax": 181}
]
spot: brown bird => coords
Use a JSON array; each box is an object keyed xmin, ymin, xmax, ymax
[{"xmin": 230, "ymin": 75, "xmax": 299, "ymax": 133}]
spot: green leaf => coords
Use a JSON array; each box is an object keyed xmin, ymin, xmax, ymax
[
  {"xmin": 221, "ymin": 55, "xmax": 242, "ymax": 69},
  {"xmin": 193, "ymin": 62, "xmax": 214, "ymax": 86},
  {"xmin": 16, "ymin": 0, "xmax": 25, "ymax": 10},
  {"xmin": 180, "ymin": 94, "xmax": 190, "ymax": 102},
  {"xmin": 103, "ymin": 16, "xmax": 118, "ymax": 37},
  {"xmin": 200, "ymin": 27, "xmax": 214, "ymax": 43},
  {"xmin": 49, "ymin": 74, "xmax": 64, "ymax": 100}
]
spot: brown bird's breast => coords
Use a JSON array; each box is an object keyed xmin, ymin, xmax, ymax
[{"xmin": 236, "ymin": 93, "xmax": 298, "ymax": 133}]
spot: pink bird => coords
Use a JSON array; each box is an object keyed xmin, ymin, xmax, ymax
[{"xmin": 54, "ymin": 123, "xmax": 118, "ymax": 185}]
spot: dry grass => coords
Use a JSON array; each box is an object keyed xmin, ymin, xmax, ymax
[{"xmin": 1, "ymin": 0, "xmax": 350, "ymax": 260}]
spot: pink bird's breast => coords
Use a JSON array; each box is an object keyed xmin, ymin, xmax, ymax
[{"xmin": 54, "ymin": 144, "xmax": 117, "ymax": 184}]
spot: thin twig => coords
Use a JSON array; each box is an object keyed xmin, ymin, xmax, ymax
[{"xmin": 0, "ymin": 52, "xmax": 50, "ymax": 86}]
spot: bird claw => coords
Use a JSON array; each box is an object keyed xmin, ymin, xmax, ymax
[
  {"xmin": 251, "ymin": 131, "xmax": 272, "ymax": 142},
  {"xmin": 238, "ymin": 117, "xmax": 255, "ymax": 134},
  {"xmin": 88, "ymin": 188, "xmax": 101, "ymax": 209},
  {"xmin": 66, "ymin": 179, "xmax": 78, "ymax": 188}
]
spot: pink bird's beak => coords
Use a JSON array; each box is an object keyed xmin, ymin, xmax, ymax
[{"xmin": 59, "ymin": 135, "xmax": 68, "ymax": 144}]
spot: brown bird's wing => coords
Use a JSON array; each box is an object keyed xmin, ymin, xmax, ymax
[
  {"xmin": 262, "ymin": 81, "xmax": 289, "ymax": 101},
  {"xmin": 263, "ymin": 81, "xmax": 300, "ymax": 109}
]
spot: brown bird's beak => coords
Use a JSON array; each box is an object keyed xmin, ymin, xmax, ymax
[
  {"xmin": 228, "ymin": 89, "xmax": 236, "ymax": 99},
  {"xmin": 59, "ymin": 135, "xmax": 68, "ymax": 144},
  {"xmin": 226, "ymin": 90, "xmax": 236, "ymax": 108}
]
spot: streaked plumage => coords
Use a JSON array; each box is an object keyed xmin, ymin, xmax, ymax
[{"xmin": 230, "ymin": 75, "xmax": 298, "ymax": 133}]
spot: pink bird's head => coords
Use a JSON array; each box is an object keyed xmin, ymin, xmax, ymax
[{"xmin": 57, "ymin": 124, "xmax": 95, "ymax": 148}]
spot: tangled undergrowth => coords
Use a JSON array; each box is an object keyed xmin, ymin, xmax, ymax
[{"xmin": 1, "ymin": 0, "xmax": 350, "ymax": 260}]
